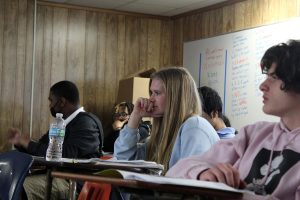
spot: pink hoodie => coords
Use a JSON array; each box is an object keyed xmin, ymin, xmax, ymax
[{"xmin": 166, "ymin": 121, "xmax": 300, "ymax": 200}]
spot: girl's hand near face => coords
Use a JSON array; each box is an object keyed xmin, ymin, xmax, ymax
[
  {"xmin": 128, "ymin": 97, "xmax": 154, "ymax": 129},
  {"xmin": 128, "ymin": 78, "xmax": 165, "ymax": 129},
  {"xmin": 135, "ymin": 97, "xmax": 154, "ymax": 117}
]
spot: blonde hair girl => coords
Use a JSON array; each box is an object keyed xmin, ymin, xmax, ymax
[{"xmin": 114, "ymin": 67, "xmax": 219, "ymax": 171}]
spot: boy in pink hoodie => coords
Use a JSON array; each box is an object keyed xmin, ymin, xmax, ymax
[{"xmin": 166, "ymin": 40, "xmax": 300, "ymax": 200}]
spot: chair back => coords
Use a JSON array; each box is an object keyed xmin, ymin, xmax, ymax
[
  {"xmin": 0, "ymin": 150, "xmax": 33, "ymax": 200},
  {"xmin": 78, "ymin": 182, "xmax": 111, "ymax": 200}
]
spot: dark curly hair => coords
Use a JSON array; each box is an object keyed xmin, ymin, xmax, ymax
[
  {"xmin": 112, "ymin": 102, "xmax": 134, "ymax": 119},
  {"xmin": 198, "ymin": 86, "xmax": 223, "ymax": 118},
  {"xmin": 260, "ymin": 40, "xmax": 300, "ymax": 93}
]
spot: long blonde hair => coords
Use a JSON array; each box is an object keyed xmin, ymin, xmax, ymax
[{"xmin": 146, "ymin": 67, "xmax": 202, "ymax": 170}]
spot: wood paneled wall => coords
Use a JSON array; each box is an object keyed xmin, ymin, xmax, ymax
[
  {"xmin": 0, "ymin": 0, "xmax": 174, "ymax": 151},
  {"xmin": 0, "ymin": 0, "xmax": 300, "ymax": 151},
  {"xmin": 172, "ymin": 0, "xmax": 300, "ymax": 65},
  {"xmin": 32, "ymin": 3, "xmax": 174, "ymax": 140},
  {"xmin": 0, "ymin": 0, "xmax": 34, "ymax": 151}
]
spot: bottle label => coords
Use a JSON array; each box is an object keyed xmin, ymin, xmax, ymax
[
  {"xmin": 58, "ymin": 129, "xmax": 65, "ymax": 137},
  {"xmin": 49, "ymin": 127, "xmax": 58, "ymax": 136},
  {"xmin": 49, "ymin": 127, "xmax": 65, "ymax": 137}
]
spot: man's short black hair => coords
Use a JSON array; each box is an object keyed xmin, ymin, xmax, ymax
[
  {"xmin": 50, "ymin": 80, "xmax": 80, "ymax": 105},
  {"xmin": 260, "ymin": 40, "xmax": 300, "ymax": 93},
  {"xmin": 199, "ymin": 86, "xmax": 223, "ymax": 118}
]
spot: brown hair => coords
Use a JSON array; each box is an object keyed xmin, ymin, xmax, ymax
[{"xmin": 145, "ymin": 67, "xmax": 201, "ymax": 170}]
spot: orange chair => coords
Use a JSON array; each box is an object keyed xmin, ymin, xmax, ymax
[
  {"xmin": 77, "ymin": 155, "xmax": 113, "ymax": 200},
  {"xmin": 77, "ymin": 182, "xmax": 111, "ymax": 200},
  {"xmin": 100, "ymin": 154, "xmax": 113, "ymax": 160}
]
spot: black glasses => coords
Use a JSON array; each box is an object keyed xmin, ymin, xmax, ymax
[{"xmin": 113, "ymin": 112, "xmax": 129, "ymax": 118}]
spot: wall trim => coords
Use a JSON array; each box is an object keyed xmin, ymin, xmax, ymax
[{"xmin": 37, "ymin": 0, "xmax": 171, "ymax": 20}]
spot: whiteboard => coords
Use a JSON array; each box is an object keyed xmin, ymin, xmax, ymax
[{"xmin": 184, "ymin": 17, "xmax": 300, "ymax": 131}]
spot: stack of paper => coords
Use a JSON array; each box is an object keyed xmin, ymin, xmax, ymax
[{"xmin": 105, "ymin": 169, "xmax": 242, "ymax": 193}]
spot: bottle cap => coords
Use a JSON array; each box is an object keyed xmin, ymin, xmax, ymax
[{"xmin": 56, "ymin": 113, "xmax": 63, "ymax": 118}]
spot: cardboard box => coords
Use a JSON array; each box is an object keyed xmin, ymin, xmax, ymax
[
  {"xmin": 117, "ymin": 68, "xmax": 155, "ymax": 104},
  {"xmin": 117, "ymin": 77, "xmax": 150, "ymax": 104}
]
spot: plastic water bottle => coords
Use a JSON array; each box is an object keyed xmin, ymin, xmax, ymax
[{"xmin": 46, "ymin": 113, "xmax": 66, "ymax": 161}]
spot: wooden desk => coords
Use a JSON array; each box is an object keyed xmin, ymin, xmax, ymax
[
  {"xmin": 32, "ymin": 157, "xmax": 150, "ymax": 172},
  {"xmin": 31, "ymin": 157, "xmax": 162, "ymax": 200},
  {"xmin": 51, "ymin": 171, "xmax": 247, "ymax": 200}
]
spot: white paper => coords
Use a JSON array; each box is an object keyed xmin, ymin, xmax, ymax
[
  {"xmin": 59, "ymin": 158, "xmax": 164, "ymax": 170},
  {"xmin": 118, "ymin": 170, "xmax": 243, "ymax": 194}
]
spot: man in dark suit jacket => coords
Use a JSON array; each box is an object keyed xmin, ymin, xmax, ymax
[{"xmin": 8, "ymin": 80, "xmax": 104, "ymax": 200}]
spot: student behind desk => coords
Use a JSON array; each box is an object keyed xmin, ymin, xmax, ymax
[
  {"xmin": 8, "ymin": 80, "xmax": 104, "ymax": 200},
  {"xmin": 167, "ymin": 40, "xmax": 300, "ymax": 200},
  {"xmin": 114, "ymin": 67, "xmax": 219, "ymax": 173},
  {"xmin": 199, "ymin": 86, "xmax": 236, "ymax": 139},
  {"xmin": 103, "ymin": 102, "xmax": 150, "ymax": 153}
]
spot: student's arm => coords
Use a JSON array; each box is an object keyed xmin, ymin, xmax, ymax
[
  {"xmin": 199, "ymin": 163, "xmax": 245, "ymax": 188},
  {"xmin": 166, "ymin": 126, "xmax": 248, "ymax": 180},
  {"xmin": 8, "ymin": 127, "xmax": 52, "ymax": 156},
  {"xmin": 8, "ymin": 127, "xmax": 34, "ymax": 151},
  {"xmin": 113, "ymin": 97, "xmax": 153, "ymax": 160},
  {"xmin": 179, "ymin": 116, "xmax": 219, "ymax": 159},
  {"xmin": 26, "ymin": 132, "xmax": 50, "ymax": 156},
  {"xmin": 113, "ymin": 125, "xmax": 147, "ymax": 160}
]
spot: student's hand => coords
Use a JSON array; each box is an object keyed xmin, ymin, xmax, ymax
[
  {"xmin": 7, "ymin": 127, "xmax": 30, "ymax": 149},
  {"xmin": 112, "ymin": 120, "xmax": 127, "ymax": 130},
  {"xmin": 132, "ymin": 97, "xmax": 154, "ymax": 118},
  {"xmin": 118, "ymin": 114, "xmax": 129, "ymax": 122},
  {"xmin": 8, "ymin": 127, "xmax": 21, "ymax": 144},
  {"xmin": 198, "ymin": 163, "xmax": 246, "ymax": 189},
  {"xmin": 128, "ymin": 97, "xmax": 154, "ymax": 129}
]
